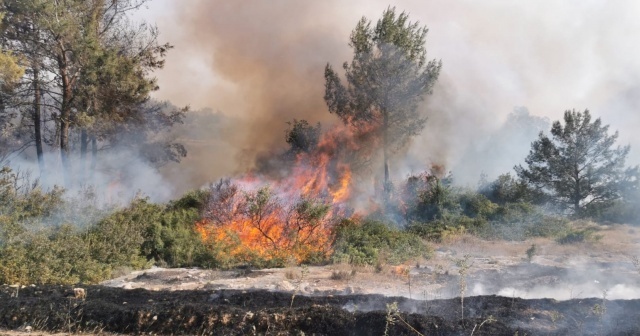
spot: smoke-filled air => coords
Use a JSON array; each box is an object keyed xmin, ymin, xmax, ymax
[{"xmin": 2, "ymin": 1, "xmax": 640, "ymax": 335}]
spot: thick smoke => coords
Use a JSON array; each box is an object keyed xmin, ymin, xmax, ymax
[{"xmin": 139, "ymin": 1, "xmax": 640, "ymax": 191}]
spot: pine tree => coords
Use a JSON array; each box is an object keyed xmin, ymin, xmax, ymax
[
  {"xmin": 324, "ymin": 7, "xmax": 441, "ymax": 199},
  {"xmin": 516, "ymin": 109, "xmax": 638, "ymax": 215}
]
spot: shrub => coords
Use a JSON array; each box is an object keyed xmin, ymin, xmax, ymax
[
  {"xmin": 330, "ymin": 269, "xmax": 356, "ymax": 280},
  {"xmin": 585, "ymin": 199, "xmax": 640, "ymax": 225},
  {"xmin": 332, "ymin": 219, "xmax": 431, "ymax": 266},
  {"xmin": 479, "ymin": 173, "xmax": 543, "ymax": 205},
  {"xmin": 556, "ymin": 226, "xmax": 602, "ymax": 244},
  {"xmin": 0, "ymin": 178, "xmax": 220, "ymax": 285},
  {"xmin": 458, "ymin": 191, "xmax": 498, "ymax": 218},
  {"xmin": 406, "ymin": 221, "xmax": 467, "ymax": 242},
  {"xmin": 141, "ymin": 189, "xmax": 216, "ymax": 268},
  {"xmin": 0, "ymin": 167, "xmax": 65, "ymax": 245},
  {"xmin": 0, "ymin": 225, "xmax": 109, "ymax": 285}
]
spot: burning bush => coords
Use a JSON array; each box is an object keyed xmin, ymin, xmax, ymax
[{"xmin": 196, "ymin": 179, "xmax": 336, "ymax": 267}]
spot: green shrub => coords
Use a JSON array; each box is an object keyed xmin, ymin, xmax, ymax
[
  {"xmin": 523, "ymin": 216, "xmax": 570, "ymax": 238},
  {"xmin": 556, "ymin": 226, "xmax": 602, "ymax": 244},
  {"xmin": 332, "ymin": 219, "xmax": 431, "ymax": 266},
  {"xmin": 0, "ymin": 167, "xmax": 65, "ymax": 245},
  {"xmin": 479, "ymin": 173, "xmax": 543, "ymax": 205},
  {"xmin": 469, "ymin": 201, "xmax": 569, "ymax": 241},
  {"xmin": 585, "ymin": 200, "xmax": 640, "ymax": 225},
  {"xmin": 0, "ymin": 225, "xmax": 109, "ymax": 285},
  {"xmin": 406, "ymin": 220, "xmax": 468, "ymax": 242},
  {"xmin": 85, "ymin": 198, "xmax": 157, "ymax": 271},
  {"xmin": 458, "ymin": 191, "xmax": 498, "ymax": 218},
  {"xmin": 0, "ymin": 178, "xmax": 220, "ymax": 285},
  {"xmin": 143, "ymin": 209, "xmax": 208, "ymax": 267}
]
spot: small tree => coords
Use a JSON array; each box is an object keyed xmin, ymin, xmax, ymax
[
  {"xmin": 516, "ymin": 109, "xmax": 638, "ymax": 216},
  {"xmin": 324, "ymin": 7, "xmax": 441, "ymax": 199},
  {"xmin": 479, "ymin": 173, "xmax": 542, "ymax": 205},
  {"xmin": 285, "ymin": 119, "xmax": 321, "ymax": 154}
]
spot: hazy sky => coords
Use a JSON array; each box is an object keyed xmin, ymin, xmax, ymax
[{"xmin": 134, "ymin": 1, "xmax": 640, "ymax": 186}]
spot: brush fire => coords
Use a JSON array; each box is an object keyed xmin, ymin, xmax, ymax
[
  {"xmin": 6, "ymin": 2, "xmax": 640, "ymax": 335},
  {"xmin": 194, "ymin": 120, "xmax": 378, "ymax": 265}
]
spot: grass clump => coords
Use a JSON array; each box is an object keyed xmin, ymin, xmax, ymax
[
  {"xmin": 330, "ymin": 268, "xmax": 356, "ymax": 281},
  {"xmin": 526, "ymin": 244, "xmax": 536, "ymax": 263}
]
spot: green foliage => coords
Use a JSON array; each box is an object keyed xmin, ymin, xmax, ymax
[
  {"xmin": 0, "ymin": 167, "xmax": 65, "ymax": 244},
  {"xmin": 285, "ymin": 119, "xmax": 322, "ymax": 154},
  {"xmin": 325, "ymin": 7, "xmax": 442, "ymax": 189},
  {"xmin": 0, "ymin": 225, "xmax": 109, "ymax": 285},
  {"xmin": 458, "ymin": 191, "xmax": 499, "ymax": 219},
  {"xmin": 0, "ymin": 0, "xmax": 183, "ymax": 180},
  {"xmin": 402, "ymin": 172, "xmax": 459, "ymax": 222},
  {"xmin": 0, "ymin": 170, "xmax": 218, "ymax": 285},
  {"xmin": 332, "ymin": 219, "xmax": 431, "ymax": 266},
  {"xmin": 141, "ymin": 189, "xmax": 218, "ymax": 268},
  {"xmin": 479, "ymin": 203, "xmax": 570, "ymax": 241},
  {"xmin": 85, "ymin": 199, "xmax": 157, "ymax": 270},
  {"xmin": 479, "ymin": 173, "xmax": 543, "ymax": 205},
  {"xmin": 406, "ymin": 220, "xmax": 469, "ymax": 242},
  {"xmin": 0, "ymin": 49, "xmax": 24, "ymax": 90},
  {"xmin": 589, "ymin": 200, "xmax": 640, "ymax": 225},
  {"xmin": 401, "ymin": 171, "xmax": 570, "ymax": 241},
  {"xmin": 516, "ymin": 109, "xmax": 638, "ymax": 216},
  {"xmin": 556, "ymin": 226, "xmax": 602, "ymax": 244}
]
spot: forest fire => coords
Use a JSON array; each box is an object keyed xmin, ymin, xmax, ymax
[{"xmin": 195, "ymin": 121, "xmax": 373, "ymax": 264}]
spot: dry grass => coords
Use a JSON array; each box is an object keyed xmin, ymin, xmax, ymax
[
  {"xmin": 331, "ymin": 270, "xmax": 356, "ymax": 281},
  {"xmin": 284, "ymin": 269, "xmax": 299, "ymax": 280},
  {"xmin": 330, "ymin": 263, "xmax": 357, "ymax": 281},
  {"xmin": 434, "ymin": 233, "xmax": 524, "ymax": 257}
]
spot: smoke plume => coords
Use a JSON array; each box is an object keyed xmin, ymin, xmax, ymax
[{"xmin": 138, "ymin": 0, "xmax": 640, "ymax": 192}]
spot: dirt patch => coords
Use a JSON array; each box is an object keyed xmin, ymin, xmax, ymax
[{"xmin": 1, "ymin": 285, "xmax": 640, "ymax": 335}]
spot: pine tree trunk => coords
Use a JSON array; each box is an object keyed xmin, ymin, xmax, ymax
[
  {"xmin": 80, "ymin": 129, "xmax": 88, "ymax": 182},
  {"xmin": 574, "ymin": 164, "xmax": 581, "ymax": 216},
  {"xmin": 382, "ymin": 111, "xmax": 390, "ymax": 203},
  {"xmin": 58, "ymin": 54, "xmax": 72, "ymax": 187},
  {"xmin": 33, "ymin": 67, "xmax": 45, "ymax": 176},
  {"xmin": 90, "ymin": 135, "xmax": 98, "ymax": 182}
]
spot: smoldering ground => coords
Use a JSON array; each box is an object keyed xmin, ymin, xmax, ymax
[{"xmin": 134, "ymin": 0, "xmax": 640, "ymax": 194}]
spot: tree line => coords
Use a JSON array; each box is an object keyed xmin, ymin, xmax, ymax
[{"xmin": 0, "ymin": 0, "xmax": 186, "ymax": 187}]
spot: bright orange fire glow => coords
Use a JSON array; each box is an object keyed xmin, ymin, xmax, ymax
[{"xmin": 195, "ymin": 121, "xmax": 373, "ymax": 265}]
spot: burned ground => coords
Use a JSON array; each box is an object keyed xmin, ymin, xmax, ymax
[
  {"xmin": 3, "ymin": 226, "xmax": 640, "ymax": 335},
  {"xmin": 1, "ymin": 284, "xmax": 640, "ymax": 335}
]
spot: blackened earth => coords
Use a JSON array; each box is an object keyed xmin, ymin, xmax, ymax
[{"xmin": 1, "ymin": 285, "xmax": 640, "ymax": 335}]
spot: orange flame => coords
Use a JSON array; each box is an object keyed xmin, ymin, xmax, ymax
[{"xmin": 195, "ymin": 121, "xmax": 379, "ymax": 265}]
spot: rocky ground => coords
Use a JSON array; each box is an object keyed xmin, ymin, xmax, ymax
[{"xmin": 2, "ymin": 224, "xmax": 640, "ymax": 335}]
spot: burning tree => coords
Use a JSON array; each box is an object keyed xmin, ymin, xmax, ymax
[
  {"xmin": 196, "ymin": 8, "xmax": 444, "ymax": 265},
  {"xmin": 324, "ymin": 7, "xmax": 442, "ymax": 200}
]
